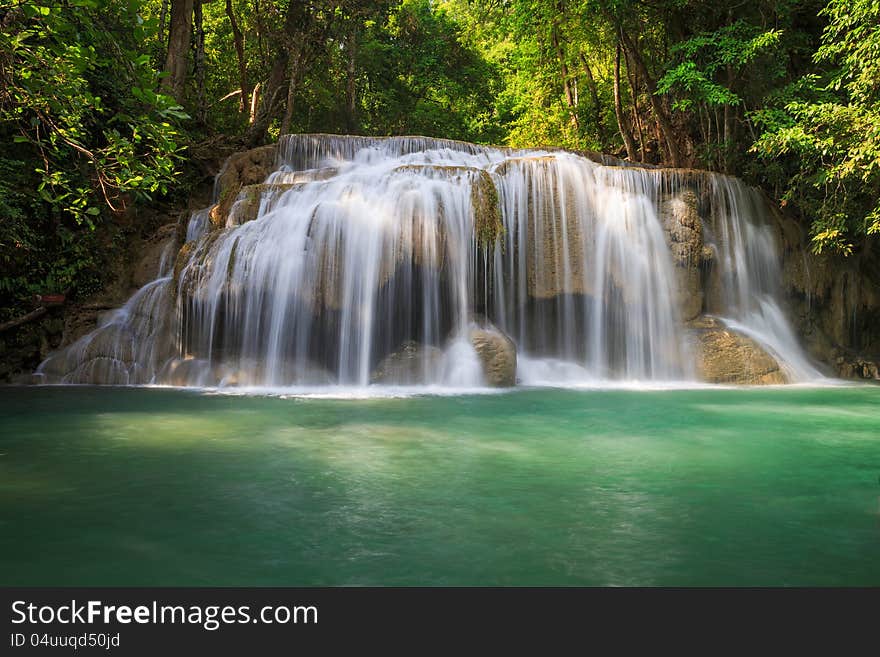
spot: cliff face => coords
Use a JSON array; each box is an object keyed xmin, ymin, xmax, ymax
[{"xmin": 772, "ymin": 206, "xmax": 880, "ymax": 380}]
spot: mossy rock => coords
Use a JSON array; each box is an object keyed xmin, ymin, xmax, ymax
[
  {"xmin": 210, "ymin": 144, "xmax": 279, "ymax": 231},
  {"xmin": 228, "ymin": 183, "xmax": 299, "ymax": 226},
  {"xmin": 371, "ymin": 341, "xmax": 444, "ymax": 384},
  {"xmin": 471, "ymin": 170, "xmax": 504, "ymax": 248},
  {"xmin": 173, "ymin": 241, "xmax": 196, "ymax": 286}
]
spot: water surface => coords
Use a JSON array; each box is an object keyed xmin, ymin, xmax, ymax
[{"xmin": 1, "ymin": 385, "xmax": 878, "ymax": 586}]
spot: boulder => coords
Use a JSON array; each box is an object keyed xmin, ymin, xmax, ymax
[
  {"xmin": 159, "ymin": 358, "xmax": 217, "ymax": 387},
  {"xmin": 688, "ymin": 316, "xmax": 787, "ymax": 384},
  {"xmin": 469, "ymin": 325, "xmax": 517, "ymax": 386}
]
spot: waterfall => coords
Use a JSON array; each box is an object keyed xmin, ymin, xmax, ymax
[
  {"xmin": 36, "ymin": 134, "xmax": 824, "ymax": 388},
  {"xmin": 491, "ymin": 155, "xmax": 689, "ymax": 382},
  {"xmin": 36, "ymin": 247, "xmax": 175, "ymax": 385},
  {"xmin": 702, "ymin": 176, "xmax": 826, "ymax": 381}
]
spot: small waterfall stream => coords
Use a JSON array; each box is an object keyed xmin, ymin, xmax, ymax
[{"xmin": 37, "ymin": 134, "xmax": 823, "ymax": 387}]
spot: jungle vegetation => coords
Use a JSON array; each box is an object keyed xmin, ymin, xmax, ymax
[{"xmin": 1, "ymin": 0, "xmax": 878, "ymax": 319}]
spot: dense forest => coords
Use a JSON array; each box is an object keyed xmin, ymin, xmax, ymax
[{"xmin": 1, "ymin": 0, "xmax": 878, "ymax": 325}]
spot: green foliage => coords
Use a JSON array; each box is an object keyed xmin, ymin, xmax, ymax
[
  {"xmin": 657, "ymin": 61, "xmax": 742, "ymax": 112},
  {"xmin": 1, "ymin": 0, "xmax": 186, "ymax": 224},
  {"xmin": 3, "ymin": 0, "xmax": 880, "ymax": 331},
  {"xmin": 656, "ymin": 21, "xmax": 783, "ymax": 112},
  {"xmin": 370, "ymin": 0, "xmax": 498, "ymax": 141},
  {"xmin": 0, "ymin": 0, "xmax": 186, "ymax": 317},
  {"xmin": 441, "ymin": 0, "xmax": 617, "ymax": 150},
  {"xmin": 752, "ymin": 0, "xmax": 880, "ymax": 255}
]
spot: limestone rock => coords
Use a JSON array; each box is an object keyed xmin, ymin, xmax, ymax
[
  {"xmin": 132, "ymin": 223, "xmax": 178, "ymax": 288},
  {"xmin": 159, "ymin": 358, "xmax": 217, "ymax": 387},
  {"xmin": 469, "ymin": 325, "xmax": 517, "ymax": 387},
  {"xmin": 836, "ymin": 357, "xmax": 880, "ymax": 381},
  {"xmin": 392, "ymin": 165, "xmax": 504, "ymax": 249},
  {"xmin": 227, "ymin": 183, "xmax": 297, "ymax": 226},
  {"xmin": 208, "ymin": 144, "xmax": 278, "ymax": 231},
  {"xmin": 774, "ymin": 205, "xmax": 880, "ymax": 376},
  {"xmin": 495, "ymin": 156, "xmax": 592, "ymax": 300},
  {"xmin": 660, "ymin": 189, "xmax": 707, "ymax": 322},
  {"xmin": 689, "ymin": 316, "xmax": 787, "ymax": 384},
  {"xmin": 371, "ymin": 341, "xmax": 444, "ymax": 384}
]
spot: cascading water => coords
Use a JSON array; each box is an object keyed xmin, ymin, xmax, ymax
[
  {"xmin": 37, "ymin": 245, "xmax": 176, "ymax": 385},
  {"xmin": 36, "ymin": 134, "xmax": 823, "ymax": 388},
  {"xmin": 490, "ymin": 155, "xmax": 690, "ymax": 383},
  {"xmin": 701, "ymin": 177, "xmax": 826, "ymax": 381}
]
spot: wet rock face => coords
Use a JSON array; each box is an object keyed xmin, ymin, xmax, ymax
[
  {"xmin": 469, "ymin": 325, "xmax": 517, "ymax": 387},
  {"xmin": 659, "ymin": 189, "xmax": 709, "ymax": 322},
  {"xmin": 209, "ymin": 144, "xmax": 278, "ymax": 230},
  {"xmin": 132, "ymin": 223, "xmax": 178, "ymax": 288},
  {"xmin": 36, "ymin": 278, "xmax": 175, "ymax": 385},
  {"xmin": 688, "ymin": 316, "xmax": 787, "ymax": 384},
  {"xmin": 509, "ymin": 158, "xmax": 592, "ymax": 301},
  {"xmin": 371, "ymin": 340, "xmax": 444, "ymax": 384},
  {"xmin": 836, "ymin": 357, "xmax": 880, "ymax": 381},
  {"xmin": 226, "ymin": 183, "xmax": 297, "ymax": 227},
  {"xmin": 159, "ymin": 357, "xmax": 334, "ymax": 387},
  {"xmin": 774, "ymin": 208, "xmax": 880, "ymax": 377},
  {"xmin": 500, "ymin": 160, "xmax": 711, "ymax": 329}
]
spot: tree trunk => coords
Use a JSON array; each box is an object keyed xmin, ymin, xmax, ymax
[
  {"xmin": 159, "ymin": 0, "xmax": 169, "ymax": 43},
  {"xmin": 277, "ymin": 0, "xmax": 321, "ymax": 137},
  {"xmin": 249, "ymin": 82, "xmax": 261, "ymax": 125},
  {"xmin": 162, "ymin": 0, "xmax": 194, "ymax": 101},
  {"xmin": 246, "ymin": 0, "xmax": 333, "ymax": 144},
  {"xmin": 626, "ymin": 57, "xmax": 646, "ymax": 162},
  {"xmin": 619, "ymin": 29, "xmax": 682, "ymax": 167},
  {"xmin": 0, "ymin": 307, "xmax": 47, "ymax": 333},
  {"xmin": 345, "ymin": 25, "xmax": 358, "ymax": 133},
  {"xmin": 194, "ymin": 0, "xmax": 206, "ymax": 120},
  {"xmin": 245, "ymin": 0, "xmax": 302, "ymax": 145},
  {"xmin": 279, "ymin": 51, "xmax": 303, "ymax": 136},
  {"xmin": 613, "ymin": 42, "xmax": 637, "ymax": 161},
  {"xmin": 579, "ymin": 52, "xmax": 603, "ymax": 138},
  {"xmin": 245, "ymin": 54, "xmax": 289, "ymax": 146},
  {"xmin": 254, "ymin": 0, "xmax": 268, "ymax": 70},
  {"xmin": 226, "ymin": 0, "xmax": 249, "ymax": 114},
  {"xmin": 551, "ymin": 23, "xmax": 579, "ymax": 132},
  {"xmin": 722, "ymin": 64, "xmax": 736, "ymax": 172}
]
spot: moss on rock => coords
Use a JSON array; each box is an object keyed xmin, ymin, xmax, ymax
[
  {"xmin": 209, "ymin": 144, "xmax": 279, "ymax": 231},
  {"xmin": 471, "ymin": 170, "xmax": 504, "ymax": 249}
]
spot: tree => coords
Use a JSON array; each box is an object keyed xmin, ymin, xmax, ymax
[
  {"xmin": 0, "ymin": 0, "xmax": 185, "ymax": 313},
  {"xmin": 163, "ymin": 0, "xmax": 195, "ymax": 101},
  {"xmin": 752, "ymin": 0, "xmax": 880, "ymax": 255}
]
